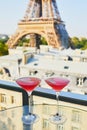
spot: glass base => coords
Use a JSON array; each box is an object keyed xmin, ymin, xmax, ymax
[
  {"xmin": 49, "ymin": 113, "xmax": 66, "ymax": 125},
  {"xmin": 22, "ymin": 113, "xmax": 39, "ymax": 125}
]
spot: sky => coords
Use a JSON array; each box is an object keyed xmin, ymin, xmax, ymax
[{"xmin": 0, "ymin": 0, "xmax": 87, "ymax": 38}]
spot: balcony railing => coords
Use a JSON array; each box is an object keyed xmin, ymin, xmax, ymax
[
  {"xmin": 0, "ymin": 80, "xmax": 87, "ymax": 130},
  {"xmin": 0, "ymin": 79, "xmax": 87, "ymax": 108}
]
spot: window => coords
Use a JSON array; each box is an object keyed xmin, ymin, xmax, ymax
[
  {"xmin": 11, "ymin": 110, "xmax": 15, "ymax": 117},
  {"xmin": 43, "ymin": 119, "xmax": 49, "ymax": 130},
  {"xmin": 64, "ymin": 66, "xmax": 69, "ymax": 69},
  {"xmin": 0, "ymin": 94, "xmax": 6, "ymax": 103},
  {"xmin": 29, "ymin": 70, "xmax": 38, "ymax": 76},
  {"xmin": 72, "ymin": 110, "xmax": 81, "ymax": 123},
  {"xmin": 57, "ymin": 125, "xmax": 63, "ymax": 130},
  {"xmin": 11, "ymin": 96, "xmax": 15, "ymax": 104},
  {"xmin": 34, "ymin": 70, "xmax": 38, "ymax": 75},
  {"xmin": 43, "ymin": 104, "xmax": 49, "ymax": 115},
  {"xmin": 76, "ymin": 77, "xmax": 83, "ymax": 87},
  {"xmin": 8, "ymin": 118, "xmax": 12, "ymax": 127}
]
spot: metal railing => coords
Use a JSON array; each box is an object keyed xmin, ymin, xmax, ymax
[{"xmin": 0, "ymin": 80, "xmax": 87, "ymax": 107}]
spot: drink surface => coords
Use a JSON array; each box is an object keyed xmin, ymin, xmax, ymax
[
  {"xmin": 16, "ymin": 77, "xmax": 41, "ymax": 92},
  {"xmin": 45, "ymin": 77, "xmax": 69, "ymax": 91}
]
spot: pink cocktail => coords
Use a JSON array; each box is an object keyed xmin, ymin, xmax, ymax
[
  {"xmin": 16, "ymin": 77, "xmax": 41, "ymax": 125},
  {"xmin": 45, "ymin": 77, "xmax": 69, "ymax": 91},
  {"xmin": 16, "ymin": 77, "xmax": 41, "ymax": 92},
  {"xmin": 45, "ymin": 77, "xmax": 69, "ymax": 124}
]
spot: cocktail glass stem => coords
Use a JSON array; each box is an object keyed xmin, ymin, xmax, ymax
[
  {"xmin": 56, "ymin": 92, "xmax": 60, "ymax": 115},
  {"xmin": 28, "ymin": 92, "xmax": 32, "ymax": 114},
  {"xmin": 49, "ymin": 91, "xmax": 66, "ymax": 124},
  {"xmin": 22, "ymin": 93, "xmax": 39, "ymax": 125}
]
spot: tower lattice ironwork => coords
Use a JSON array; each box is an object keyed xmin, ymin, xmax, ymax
[{"xmin": 7, "ymin": 0, "xmax": 70, "ymax": 49}]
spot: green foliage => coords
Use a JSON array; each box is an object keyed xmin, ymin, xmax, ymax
[
  {"xmin": 81, "ymin": 42, "xmax": 87, "ymax": 50},
  {"xmin": 0, "ymin": 42, "xmax": 9, "ymax": 56},
  {"xmin": 18, "ymin": 37, "xmax": 30, "ymax": 46},
  {"xmin": 71, "ymin": 37, "xmax": 80, "ymax": 47},
  {"xmin": 21, "ymin": 37, "xmax": 30, "ymax": 43},
  {"xmin": 40, "ymin": 37, "xmax": 47, "ymax": 45},
  {"xmin": 0, "ymin": 35, "xmax": 9, "ymax": 44},
  {"xmin": 18, "ymin": 41, "xmax": 23, "ymax": 46},
  {"xmin": 71, "ymin": 37, "xmax": 87, "ymax": 50}
]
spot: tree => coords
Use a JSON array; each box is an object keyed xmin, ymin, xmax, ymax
[
  {"xmin": 81, "ymin": 42, "xmax": 87, "ymax": 50},
  {"xmin": 0, "ymin": 43, "xmax": 8, "ymax": 56},
  {"xmin": 71, "ymin": 37, "xmax": 87, "ymax": 50},
  {"xmin": 71, "ymin": 37, "xmax": 80, "ymax": 48},
  {"xmin": 18, "ymin": 36, "xmax": 30, "ymax": 46},
  {"xmin": 0, "ymin": 35, "xmax": 9, "ymax": 44},
  {"xmin": 40, "ymin": 37, "xmax": 47, "ymax": 45}
]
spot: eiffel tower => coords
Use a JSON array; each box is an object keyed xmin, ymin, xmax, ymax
[{"xmin": 7, "ymin": 0, "xmax": 70, "ymax": 49}]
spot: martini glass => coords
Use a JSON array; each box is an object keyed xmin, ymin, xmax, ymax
[
  {"xmin": 45, "ymin": 77, "xmax": 69, "ymax": 124},
  {"xmin": 16, "ymin": 77, "xmax": 41, "ymax": 125}
]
